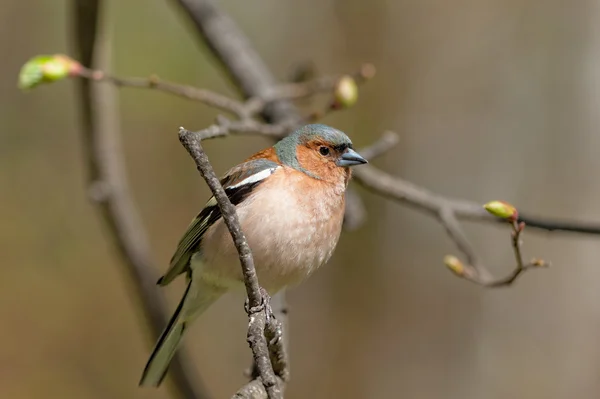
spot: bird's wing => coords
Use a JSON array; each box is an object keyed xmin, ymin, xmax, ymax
[{"xmin": 157, "ymin": 158, "xmax": 281, "ymax": 286}]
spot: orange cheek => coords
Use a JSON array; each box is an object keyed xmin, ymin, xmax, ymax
[
  {"xmin": 296, "ymin": 146, "xmax": 349, "ymax": 184},
  {"xmin": 296, "ymin": 147, "xmax": 322, "ymax": 172}
]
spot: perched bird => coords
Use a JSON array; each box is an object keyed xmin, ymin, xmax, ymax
[{"xmin": 139, "ymin": 124, "xmax": 367, "ymax": 386}]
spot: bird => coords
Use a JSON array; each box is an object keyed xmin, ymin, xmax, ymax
[{"xmin": 139, "ymin": 123, "xmax": 368, "ymax": 386}]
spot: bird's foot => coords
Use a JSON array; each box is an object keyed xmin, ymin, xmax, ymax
[
  {"xmin": 261, "ymin": 287, "xmax": 274, "ymax": 324},
  {"xmin": 266, "ymin": 319, "xmax": 283, "ymax": 345},
  {"xmin": 244, "ymin": 287, "xmax": 274, "ymax": 323}
]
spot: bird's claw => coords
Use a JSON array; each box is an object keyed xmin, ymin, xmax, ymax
[
  {"xmin": 268, "ymin": 323, "xmax": 283, "ymax": 345},
  {"xmin": 244, "ymin": 287, "xmax": 274, "ymax": 323},
  {"xmin": 260, "ymin": 287, "xmax": 274, "ymax": 324}
]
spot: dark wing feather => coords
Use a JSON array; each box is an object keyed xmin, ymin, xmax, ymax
[{"xmin": 157, "ymin": 159, "xmax": 280, "ymax": 286}]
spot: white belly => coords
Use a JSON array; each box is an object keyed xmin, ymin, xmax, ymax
[{"xmin": 194, "ymin": 171, "xmax": 345, "ymax": 293}]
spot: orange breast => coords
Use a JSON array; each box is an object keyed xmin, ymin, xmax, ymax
[{"xmin": 194, "ymin": 166, "xmax": 347, "ymax": 293}]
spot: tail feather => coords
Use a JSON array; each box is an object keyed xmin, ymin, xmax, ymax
[{"xmin": 139, "ymin": 278, "xmax": 222, "ymax": 387}]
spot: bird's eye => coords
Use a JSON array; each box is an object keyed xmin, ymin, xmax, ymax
[{"xmin": 319, "ymin": 146, "xmax": 330, "ymax": 156}]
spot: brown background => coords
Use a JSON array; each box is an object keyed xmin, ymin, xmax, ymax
[{"xmin": 2, "ymin": 0, "xmax": 600, "ymax": 398}]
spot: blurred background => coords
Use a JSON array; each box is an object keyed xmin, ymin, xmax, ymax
[{"xmin": 3, "ymin": 0, "xmax": 600, "ymax": 398}]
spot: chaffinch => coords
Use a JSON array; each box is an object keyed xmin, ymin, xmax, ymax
[{"xmin": 140, "ymin": 124, "xmax": 367, "ymax": 386}]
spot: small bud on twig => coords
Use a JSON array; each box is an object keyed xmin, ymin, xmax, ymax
[
  {"xmin": 18, "ymin": 54, "xmax": 82, "ymax": 90},
  {"xmin": 332, "ymin": 75, "xmax": 359, "ymax": 109},
  {"xmin": 443, "ymin": 255, "xmax": 465, "ymax": 277},
  {"xmin": 483, "ymin": 200, "xmax": 519, "ymax": 221},
  {"xmin": 148, "ymin": 74, "xmax": 160, "ymax": 87},
  {"xmin": 530, "ymin": 258, "xmax": 550, "ymax": 268}
]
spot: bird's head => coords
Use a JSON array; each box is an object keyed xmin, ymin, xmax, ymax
[{"xmin": 274, "ymin": 124, "xmax": 367, "ymax": 184}]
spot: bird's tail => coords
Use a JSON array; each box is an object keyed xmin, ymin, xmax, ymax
[{"xmin": 139, "ymin": 278, "xmax": 223, "ymax": 387}]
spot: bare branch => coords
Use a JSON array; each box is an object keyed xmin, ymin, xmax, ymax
[
  {"xmin": 352, "ymin": 159, "xmax": 556, "ymax": 286},
  {"xmin": 76, "ymin": 66, "xmax": 248, "ymax": 117},
  {"xmin": 72, "ymin": 61, "xmax": 375, "ymax": 124},
  {"xmin": 243, "ymin": 63, "xmax": 376, "ymax": 116},
  {"xmin": 438, "ymin": 208, "xmax": 490, "ymax": 279},
  {"xmin": 178, "ymin": 127, "xmax": 285, "ymax": 399},
  {"xmin": 442, "ymin": 217, "xmax": 550, "ymax": 287},
  {"xmin": 263, "ymin": 63, "xmax": 376, "ymax": 102},
  {"xmin": 183, "ymin": 116, "xmax": 288, "ymax": 141},
  {"xmin": 172, "ymin": 0, "xmax": 300, "ymax": 126},
  {"xmin": 70, "ymin": 1, "xmax": 209, "ymax": 398},
  {"xmin": 516, "ymin": 215, "xmax": 600, "ymax": 235}
]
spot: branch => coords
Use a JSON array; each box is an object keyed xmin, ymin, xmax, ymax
[
  {"xmin": 72, "ymin": 62, "xmax": 373, "ymax": 125},
  {"xmin": 70, "ymin": 1, "xmax": 209, "ymax": 398},
  {"xmin": 442, "ymin": 218, "xmax": 549, "ymax": 287},
  {"xmin": 242, "ymin": 63, "xmax": 376, "ymax": 117},
  {"xmin": 178, "ymin": 127, "xmax": 285, "ymax": 399},
  {"xmin": 77, "ymin": 66, "xmax": 248, "ymax": 116},
  {"xmin": 171, "ymin": 0, "xmax": 300, "ymax": 125},
  {"xmin": 351, "ymin": 164, "xmax": 555, "ymax": 286},
  {"xmin": 262, "ymin": 63, "xmax": 376, "ymax": 102}
]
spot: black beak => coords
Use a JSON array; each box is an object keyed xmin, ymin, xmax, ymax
[{"xmin": 336, "ymin": 148, "xmax": 368, "ymax": 167}]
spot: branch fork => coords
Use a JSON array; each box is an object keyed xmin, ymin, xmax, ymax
[{"xmin": 443, "ymin": 203, "xmax": 550, "ymax": 287}]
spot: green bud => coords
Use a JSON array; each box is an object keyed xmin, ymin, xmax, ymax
[
  {"xmin": 483, "ymin": 200, "xmax": 518, "ymax": 221},
  {"xmin": 443, "ymin": 255, "xmax": 465, "ymax": 276},
  {"xmin": 333, "ymin": 75, "xmax": 358, "ymax": 108},
  {"xmin": 18, "ymin": 54, "xmax": 81, "ymax": 90}
]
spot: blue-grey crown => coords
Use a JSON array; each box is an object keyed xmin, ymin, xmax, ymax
[
  {"xmin": 274, "ymin": 124, "xmax": 353, "ymax": 169},
  {"xmin": 290, "ymin": 124, "xmax": 353, "ymax": 148}
]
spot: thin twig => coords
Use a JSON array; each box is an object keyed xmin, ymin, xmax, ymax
[
  {"xmin": 351, "ymin": 158, "xmax": 555, "ymax": 286},
  {"xmin": 243, "ymin": 63, "xmax": 376, "ymax": 115},
  {"xmin": 172, "ymin": 0, "xmax": 300, "ymax": 126},
  {"xmin": 181, "ymin": 116, "xmax": 288, "ymax": 141},
  {"xmin": 486, "ymin": 222, "xmax": 549, "ymax": 287},
  {"xmin": 70, "ymin": 1, "xmax": 209, "ymax": 398},
  {"xmin": 73, "ymin": 61, "xmax": 376, "ymax": 124},
  {"xmin": 265, "ymin": 63, "xmax": 376, "ymax": 101},
  {"xmin": 178, "ymin": 127, "xmax": 283, "ymax": 399},
  {"xmin": 444, "ymin": 218, "xmax": 549, "ymax": 287},
  {"xmin": 76, "ymin": 66, "xmax": 249, "ymax": 117}
]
